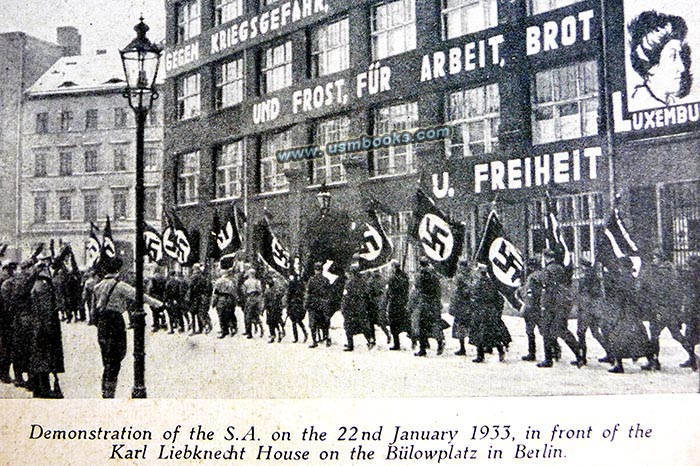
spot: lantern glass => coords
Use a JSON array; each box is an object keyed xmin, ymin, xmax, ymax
[{"xmin": 120, "ymin": 18, "xmax": 162, "ymax": 105}]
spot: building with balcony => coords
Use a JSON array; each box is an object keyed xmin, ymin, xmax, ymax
[
  {"xmin": 20, "ymin": 52, "xmax": 164, "ymax": 266},
  {"xmin": 161, "ymin": 0, "xmax": 700, "ymax": 273}
]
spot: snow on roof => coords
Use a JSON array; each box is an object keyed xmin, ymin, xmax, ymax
[{"xmin": 27, "ymin": 52, "xmax": 163, "ymax": 95}]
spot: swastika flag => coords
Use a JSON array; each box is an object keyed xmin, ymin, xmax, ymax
[
  {"xmin": 357, "ymin": 209, "xmax": 394, "ymax": 272},
  {"xmin": 410, "ymin": 189, "xmax": 465, "ymax": 278},
  {"xmin": 256, "ymin": 216, "xmax": 291, "ymax": 278},
  {"xmin": 474, "ymin": 210, "xmax": 524, "ymax": 309}
]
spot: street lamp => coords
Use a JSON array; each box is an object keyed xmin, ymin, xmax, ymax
[{"xmin": 120, "ymin": 17, "xmax": 162, "ymax": 399}]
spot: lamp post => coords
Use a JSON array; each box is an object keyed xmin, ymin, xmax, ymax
[{"xmin": 120, "ymin": 17, "xmax": 162, "ymax": 399}]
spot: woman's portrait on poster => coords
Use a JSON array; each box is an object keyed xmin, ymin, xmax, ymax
[{"xmin": 628, "ymin": 10, "xmax": 693, "ymax": 109}]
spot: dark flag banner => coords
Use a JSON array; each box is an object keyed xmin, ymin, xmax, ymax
[
  {"xmin": 357, "ymin": 209, "xmax": 394, "ymax": 272},
  {"xmin": 144, "ymin": 222, "xmax": 163, "ymax": 264},
  {"xmin": 86, "ymin": 222, "xmax": 101, "ymax": 268},
  {"xmin": 256, "ymin": 217, "xmax": 291, "ymax": 277},
  {"xmin": 410, "ymin": 189, "xmax": 465, "ymax": 278},
  {"xmin": 161, "ymin": 219, "xmax": 179, "ymax": 262},
  {"xmin": 207, "ymin": 211, "xmax": 222, "ymax": 260},
  {"xmin": 169, "ymin": 210, "xmax": 199, "ymax": 266},
  {"xmin": 597, "ymin": 207, "xmax": 642, "ymax": 278},
  {"xmin": 101, "ymin": 216, "xmax": 116, "ymax": 259},
  {"xmin": 210, "ymin": 205, "xmax": 244, "ymax": 260},
  {"xmin": 543, "ymin": 192, "xmax": 572, "ymax": 268},
  {"xmin": 474, "ymin": 210, "xmax": 524, "ymax": 308},
  {"xmin": 0, "ymin": 243, "xmax": 8, "ymax": 257}
]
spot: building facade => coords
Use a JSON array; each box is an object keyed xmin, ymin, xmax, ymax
[
  {"xmin": 0, "ymin": 30, "xmax": 74, "ymax": 261},
  {"xmin": 161, "ymin": 0, "xmax": 700, "ymax": 272},
  {"xmin": 20, "ymin": 53, "xmax": 164, "ymax": 267}
]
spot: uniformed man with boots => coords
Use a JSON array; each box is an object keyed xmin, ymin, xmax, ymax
[{"xmin": 93, "ymin": 256, "xmax": 162, "ymax": 398}]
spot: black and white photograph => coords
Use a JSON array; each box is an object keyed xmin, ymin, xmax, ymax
[{"xmin": 0, "ymin": 0, "xmax": 699, "ymax": 465}]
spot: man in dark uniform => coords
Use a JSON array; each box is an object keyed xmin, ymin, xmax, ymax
[
  {"xmin": 575, "ymin": 259, "xmax": 610, "ymax": 365},
  {"xmin": 93, "ymin": 256, "xmax": 162, "ymax": 398},
  {"xmin": 639, "ymin": 248, "xmax": 693, "ymax": 370},
  {"xmin": 366, "ymin": 270, "xmax": 390, "ymax": 345},
  {"xmin": 286, "ymin": 272, "xmax": 307, "ymax": 343},
  {"xmin": 537, "ymin": 249, "xmax": 583, "ymax": 368},
  {"xmin": 469, "ymin": 263, "xmax": 510, "ymax": 363},
  {"xmin": 164, "ymin": 271, "xmax": 186, "ymax": 334},
  {"xmin": 412, "ymin": 257, "xmax": 445, "ymax": 357},
  {"xmin": 3, "ymin": 260, "xmax": 37, "ymax": 389},
  {"xmin": 448, "ymin": 259, "xmax": 472, "ymax": 356},
  {"xmin": 147, "ymin": 266, "xmax": 167, "ymax": 332},
  {"xmin": 28, "ymin": 251, "xmax": 64, "ymax": 398},
  {"xmin": 263, "ymin": 275, "xmax": 285, "ymax": 343},
  {"xmin": 187, "ymin": 264, "xmax": 212, "ymax": 335},
  {"xmin": 305, "ymin": 262, "xmax": 331, "ymax": 348},
  {"xmin": 518, "ymin": 258, "xmax": 544, "ymax": 362},
  {"xmin": 0, "ymin": 262, "xmax": 18, "ymax": 383},
  {"xmin": 242, "ymin": 268, "xmax": 263, "ymax": 339},
  {"xmin": 341, "ymin": 262, "xmax": 373, "ymax": 351},
  {"xmin": 211, "ymin": 261, "xmax": 238, "ymax": 338},
  {"xmin": 385, "ymin": 260, "xmax": 410, "ymax": 351}
]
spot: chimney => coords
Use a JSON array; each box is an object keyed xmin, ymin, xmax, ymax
[{"xmin": 57, "ymin": 26, "xmax": 81, "ymax": 56}]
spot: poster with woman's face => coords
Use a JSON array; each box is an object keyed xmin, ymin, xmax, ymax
[{"xmin": 624, "ymin": 1, "xmax": 700, "ymax": 112}]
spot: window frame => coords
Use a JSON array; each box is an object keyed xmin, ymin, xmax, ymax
[
  {"xmin": 441, "ymin": 0, "xmax": 498, "ymax": 40},
  {"xmin": 59, "ymin": 110, "xmax": 74, "ymax": 132},
  {"xmin": 84, "ymin": 149, "xmax": 99, "ymax": 173},
  {"xmin": 214, "ymin": 54, "xmax": 246, "ymax": 110},
  {"xmin": 176, "ymin": 0, "xmax": 201, "ymax": 44},
  {"xmin": 58, "ymin": 194, "xmax": 73, "ymax": 221},
  {"xmin": 113, "ymin": 145, "xmax": 128, "ymax": 172},
  {"xmin": 311, "ymin": 17, "xmax": 350, "ymax": 77},
  {"xmin": 112, "ymin": 190, "xmax": 128, "ymax": 220},
  {"xmin": 259, "ymin": 129, "xmax": 293, "ymax": 194},
  {"xmin": 214, "ymin": 0, "xmax": 244, "ymax": 26},
  {"xmin": 528, "ymin": 0, "xmax": 584, "ymax": 15},
  {"xmin": 177, "ymin": 150, "xmax": 201, "ymax": 205},
  {"xmin": 215, "ymin": 139, "xmax": 245, "ymax": 200},
  {"xmin": 371, "ymin": 0, "xmax": 416, "ymax": 60},
  {"xmin": 176, "ymin": 72, "xmax": 202, "ymax": 120},
  {"xmin": 59, "ymin": 151, "xmax": 73, "ymax": 176},
  {"xmin": 371, "ymin": 101, "xmax": 419, "ymax": 178},
  {"xmin": 34, "ymin": 195, "xmax": 47, "ymax": 223},
  {"xmin": 83, "ymin": 192, "xmax": 98, "ymax": 223},
  {"xmin": 85, "ymin": 109, "xmax": 99, "ymax": 130},
  {"xmin": 261, "ymin": 40, "xmax": 293, "ymax": 94},
  {"xmin": 445, "ymin": 83, "xmax": 501, "ymax": 158},
  {"xmin": 35, "ymin": 112, "xmax": 49, "ymax": 134},
  {"xmin": 531, "ymin": 60, "xmax": 599, "ymax": 145},
  {"xmin": 312, "ymin": 115, "xmax": 350, "ymax": 185},
  {"xmin": 34, "ymin": 151, "xmax": 48, "ymax": 177}
]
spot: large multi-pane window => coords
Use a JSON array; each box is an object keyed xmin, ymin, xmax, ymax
[
  {"xmin": 446, "ymin": 83, "xmax": 500, "ymax": 157},
  {"xmin": 529, "ymin": 192, "xmax": 604, "ymax": 274},
  {"xmin": 214, "ymin": 0, "xmax": 244, "ymax": 25},
  {"xmin": 528, "ymin": 0, "xmax": 584, "ymax": 15},
  {"xmin": 442, "ymin": 0, "xmax": 497, "ymax": 39},
  {"xmin": 145, "ymin": 188, "xmax": 158, "ymax": 220},
  {"xmin": 261, "ymin": 41, "xmax": 292, "ymax": 93},
  {"xmin": 85, "ymin": 109, "xmax": 98, "ymax": 130},
  {"xmin": 532, "ymin": 61, "xmax": 599, "ymax": 145},
  {"xmin": 84, "ymin": 149, "xmax": 98, "ymax": 173},
  {"xmin": 260, "ymin": 129, "xmax": 293, "ymax": 193},
  {"xmin": 113, "ymin": 146, "xmax": 128, "ymax": 172},
  {"xmin": 114, "ymin": 108, "xmax": 129, "ymax": 128},
  {"xmin": 112, "ymin": 190, "xmax": 128, "ymax": 220},
  {"xmin": 35, "ymin": 112, "xmax": 49, "ymax": 133},
  {"xmin": 371, "ymin": 0, "xmax": 416, "ymax": 60},
  {"xmin": 176, "ymin": 73, "xmax": 201, "ymax": 120},
  {"xmin": 34, "ymin": 195, "xmax": 47, "ymax": 223},
  {"xmin": 176, "ymin": 0, "xmax": 201, "ymax": 44},
  {"xmin": 34, "ymin": 152, "xmax": 47, "ymax": 177},
  {"xmin": 144, "ymin": 145, "xmax": 159, "ymax": 170},
  {"xmin": 83, "ymin": 193, "xmax": 98, "ymax": 222},
  {"xmin": 659, "ymin": 180, "xmax": 700, "ymax": 268},
  {"xmin": 215, "ymin": 140, "xmax": 244, "ymax": 199},
  {"xmin": 59, "ymin": 194, "xmax": 73, "ymax": 221},
  {"xmin": 215, "ymin": 56, "xmax": 245, "ymax": 109},
  {"xmin": 313, "ymin": 116, "xmax": 349, "ymax": 185},
  {"xmin": 59, "ymin": 152, "xmax": 73, "ymax": 176},
  {"xmin": 177, "ymin": 151, "xmax": 200, "ymax": 204},
  {"xmin": 372, "ymin": 102, "xmax": 418, "ymax": 177},
  {"xmin": 59, "ymin": 111, "xmax": 73, "ymax": 132},
  {"xmin": 312, "ymin": 18, "xmax": 350, "ymax": 77}
]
